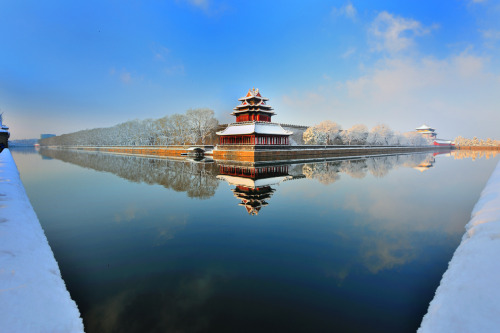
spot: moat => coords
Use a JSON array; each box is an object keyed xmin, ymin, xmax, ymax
[{"xmin": 12, "ymin": 147, "xmax": 499, "ymax": 332}]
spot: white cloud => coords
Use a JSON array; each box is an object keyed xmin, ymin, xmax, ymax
[
  {"xmin": 109, "ymin": 67, "xmax": 134, "ymax": 84},
  {"xmin": 482, "ymin": 29, "xmax": 500, "ymax": 40},
  {"xmin": 152, "ymin": 43, "xmax": 170, "ymax": 61},
  {"xmin": 120, "ymin": 71, "xmax": 132, "ymax": 84},
  {"xmin": 184, "ymin": 0, "xmax": 209, "ymax": 11},
  {"xmin": 164, "ymin": 64, "xmax": 185, "ymax": 76},
  {"xmin": 481, "ymin": 29, "xmax": 500, "ymax": 48},
  {"xmin": 282, "ymin": 52, "xmax": 500, "ymax": 139},
  {"xmin": 369, "ymin": 11, "xmax": 432, "ymax": 53},
  {"xmin": 331, "ymin": 1, "xmax": 357, "ymax": 21},
  {"xmin": 341, "ymin": 47, "xmax": 356, "ymax": 59}
]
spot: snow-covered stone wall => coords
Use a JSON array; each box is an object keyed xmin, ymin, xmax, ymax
[
  {"xmin": 0, "ymin": 149, "xmax": 83, "ymax": 332},
  {"xmin": 419, "ymin": 159, "xmax": 500, "ymax": 332}
]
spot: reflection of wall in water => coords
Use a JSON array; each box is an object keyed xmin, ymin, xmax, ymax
[
  {"xmin": 41, "ymin": 149, "xmax": 442, "ymax": 213},
  {"xmin": 40, "ymin": 148, "xmax": 220, "ymax": 199}
]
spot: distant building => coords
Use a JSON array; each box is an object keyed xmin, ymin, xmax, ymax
[
  {"xmin": 41, "ymin": 134, "xmax": 56, "ymax": 140},
  {"xmin": 416, "ymin": 124, "xmax": 454, "ymax": 146},
  {"xmin": 415, "ymin": 124, "xmax": 437, "ymax": 139},
  {"xmin": 0, "ymin": 114, "xmax": 10, "ymax": 150},
  {"xmin": 217, "ymin": 88, "xmax": 293, "ymax": 145}
]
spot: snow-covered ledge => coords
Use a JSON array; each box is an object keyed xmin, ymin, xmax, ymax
[
  {"xmin": 419, "ymin": 159, "xmax": 500, "ymax": 332},
  {"xmin": 0, "ymin": 149, "xmax": 83, "ymax": 332}
]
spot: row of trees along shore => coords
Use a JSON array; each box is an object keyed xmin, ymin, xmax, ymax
[
  {"xmin": 302, "ymin": 121, "xmax": 431, "ymax": 146},
  {"xmin": 40, "ymin": 111, "xmax": 499, "ymax": 147},
  {"xmin": 303, "ymin": 121, "xmax": 500, "ymax": 146},
  {"xmin": 40, "ymin": 108, "xmax": 219, "ymax": 146},
  {"xmin": 454, "ymin": 136, "xmax": 500, "ymax": 147}
]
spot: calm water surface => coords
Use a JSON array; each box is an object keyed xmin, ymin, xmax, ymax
[{"xmin": 12, "ymin": 148, "xmax": 500, "ymax": 332}]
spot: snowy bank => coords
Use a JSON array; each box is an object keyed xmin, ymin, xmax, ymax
[
  {"xmin": 0, "ymin": 149, "xmax": 83, "ymax": 332},
  {"xmin": 419, "ymin": 159, "xmax": 500, "ymax": 332}
]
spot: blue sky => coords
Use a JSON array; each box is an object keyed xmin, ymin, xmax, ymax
[{"xmin": 1, "ymin": 0, "xmax": 499, "ymax": 140}]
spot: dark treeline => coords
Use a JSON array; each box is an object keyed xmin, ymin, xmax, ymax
[{"xmin": 40, "ymin": 108, "xmax": 219, "ymax": 147}]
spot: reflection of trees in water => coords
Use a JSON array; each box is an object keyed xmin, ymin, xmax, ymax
[
  {"xmin": 302, "ymin": 153, "xmax": 434, "ymax": 182},
  {"xmin": 302, "ymin": 162, "xmax": 341, "ymax": 184},
  {"xmin": 40, "ymin": 148, "xmax": 219, "ymax": 199},
  {"xmin": 9, "ymin": 147, "xmax": 38, "ymax": 154},
  {"xmin": 41, "ymin": 149, "xmax": 439, "ymax": 202},
  {"xmin": 452, "ymin": 149, "xmax": 499, "ymax": 160}
]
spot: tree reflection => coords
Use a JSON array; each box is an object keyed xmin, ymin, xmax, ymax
[
  {"xmin": 40, "ymin": 148, "xmax": 220, "ymax": 199},
  {"xmin": 40, "ymin": 149, "xmax": 446, "ymax": 215},
  {"xmin": 451, "ymin": 149, "xmax": 499, "ymax": 160}
]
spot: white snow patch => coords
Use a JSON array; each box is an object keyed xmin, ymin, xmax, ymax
[
  {"xmin": 216, "ymin": 122, "xmax": 293, "ymax": 136},
  {"xmin": 0, "ymin": 149, "xmax": 84, "ymax": 332},
  {"xmin": 419, "ymin": 159, "xmax": 500, "ymax": 333}
]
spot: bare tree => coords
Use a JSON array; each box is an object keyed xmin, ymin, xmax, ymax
[{"xmin": 186, "ymin": 108, "xmax": 218, "ymax": 144}]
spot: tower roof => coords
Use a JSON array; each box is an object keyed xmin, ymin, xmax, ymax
[
  {"xmin": 233, "ymin": 88, "xmax": 275, "ymax": 115},
  {"xmin": 238, "ymin": 88, "xmax": 268, "ymax": 101},
  {"xmin": 416, "ymin": 124, "xmax": 435, "ymax": 131}
]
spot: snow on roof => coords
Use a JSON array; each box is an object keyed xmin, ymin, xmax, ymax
[
  {"xmin": 238, "ymin": 88, "xmax": 270, "ymax": 101},
  {"xmin": 0, "ymin": 149, "xmax": 84, "ymax": 332},
  {"xmin": 216, "ymin": 122, "xmax": 293, "ymax": 136},
  {"xmin": 217, "ymin": 174, "xmax": 293, "ymax": 188},
  {"xmin": 231, "ymin": 108, "xmax": 275, "ymax": 114},
  {"xmin": 434, "ymin": 139, "xmax": 452, "ymax": 144},
  {"xmin": 416, "ymin": 124, "xmax": 434, "ymax": 130},
  {"xmin": 418, "ymin": 159, "xmax": 500, "ymax": 333}
]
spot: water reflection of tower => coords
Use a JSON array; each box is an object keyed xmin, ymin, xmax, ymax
[
  {"xmin": 413, "ymin": 155, "xmax": 436, "ymax": 172},
  {"xmin": 217, "ymin": 164, "xmax": 293, "ymax": 215}
]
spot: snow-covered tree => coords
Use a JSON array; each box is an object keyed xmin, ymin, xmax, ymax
[
  {"xmin": 303, "ymin": 127, "xmax": 328, "ymax": 145},
  {"xmin": 403, "ymin": 131, "xmax": 431, "ymax": 146},
  {"xmin": 342, "ymin": 124, "xmax": 368, "ymax": 145},
  {"xmin": 315, "ymin": 120, "xmax": 342, "ymax": 144},
  {"xmin": 186, "ymin": 108, "xmax": 218, "ymax": 144},
  {"xmin": 367, "ymin": 124, "xmax": 394, "ymax": 145},
  {"xmin": 304, "ymin": 120, "xmax": 342, "ymax": 145}
]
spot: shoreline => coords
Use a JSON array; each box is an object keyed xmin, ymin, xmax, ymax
[
  {"xmin": 0, "ymin": 149, "xmax": 84, "ymax": 332},
  {"xmin": 419, "ymin": 158, "xmax": 500, "ymax": 332},
  {"xmin": 40, "ymin": 144, "xmax": 453, "ymax": 162}
]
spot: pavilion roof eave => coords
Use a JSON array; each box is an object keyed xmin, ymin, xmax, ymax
[
  {"xmin": 238, "ymin": 96, "xmax": 269, "ymax": 101},
  {"xmin": 217, "ymin": 175, "xmax": 293, "ymax": 188},
  {"xmin": 216, "ymin": 122, "xmax": 293, "ymax": 136},
  {"xmin": 231, "ymin": 110, "xmax": 275, "ymax": 115},
  {"xmin": 234, "ymin": 105, "xmax": 273, "ymax": 110}
]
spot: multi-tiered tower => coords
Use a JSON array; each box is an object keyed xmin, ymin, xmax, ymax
[
  {"xmin": 216, "ymin": 88, "xmax": 292, "ymax": 146},
  {"xmin": 415, "ymin": 124, "xmax": 437, "ymax": 139}
]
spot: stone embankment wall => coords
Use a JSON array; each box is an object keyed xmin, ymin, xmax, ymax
[
  {"xmin": 45, "ymin": 144, "xmax": 453, "ymax": 162},
  {"xmin": 46, "ymin": 145, "xmax": 214, "ymax": 157},
  {"xmin": 457, "ymin": 146, "xmax": 500, "ymax": 151},
  {"xmin": 213, "ymin": 145, "xmax": 452, "ymax": 162}
]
